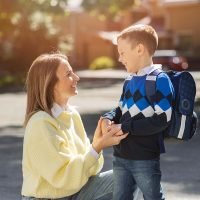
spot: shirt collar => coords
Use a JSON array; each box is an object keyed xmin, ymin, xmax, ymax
[
  {"xmin": 132, "ymin": 64, "xmax": 162, "ymax": 76},
  {"xmin": 51, "ymin": 103, "xmax": 72, "ymax": 118}
]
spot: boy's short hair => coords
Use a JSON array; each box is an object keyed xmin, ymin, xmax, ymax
[{"xmin": 117, "ymin": 24, "xmax": 158, "ymax": 56}]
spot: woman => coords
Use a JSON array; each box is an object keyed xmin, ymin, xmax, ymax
[{"xmin": 21, "ymin": 53, "xmax": 128, "ymax": 200}]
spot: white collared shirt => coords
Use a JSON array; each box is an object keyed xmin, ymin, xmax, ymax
[
  {"xmin": 51, "ymin": 103, "xmax": 100, "ymax": 159},
  {"xmin": 51, "ymin": 102, "xmax": 72, "ymax": 118},
  {"xmin": 132, "ymin": 64, "xmax": 162, "ymax": 76}
]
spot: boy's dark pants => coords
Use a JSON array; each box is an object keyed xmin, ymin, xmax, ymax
[{"xmin": 113, "ymin": 156, "xmax": 165, "ymax": 200}]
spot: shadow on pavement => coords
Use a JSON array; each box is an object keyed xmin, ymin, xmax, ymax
[
  {"xmin": 0, "ymin": 85, "xmax": 25, "ymax": 94},
  {"xmin": 0, "ymin": 112, "xmax": 200, "ymax": 199},
  {"xmin": 0, "ymin": 134, "xmax": 23, "ymax": 200},
  {"xmin": 162, "ymin": 134, "xmax": 200, "ymax": 196}
]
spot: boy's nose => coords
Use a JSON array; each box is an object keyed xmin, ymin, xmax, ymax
[{"xmin": 74, "ymin": 73, "xmax": 80, "ymax": 81}]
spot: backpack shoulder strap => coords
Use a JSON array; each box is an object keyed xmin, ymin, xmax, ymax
[{"xmin": 145, "ymin": 68, "xmax": 163, "ymax": 106}]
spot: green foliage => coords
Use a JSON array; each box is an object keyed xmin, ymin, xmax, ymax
[
  {"xmin": 0, "ymin": 74, "xmax": 25, "ymax": 87},
  {"xmin": 0, "ymin": 0, "xmax": 67, "ymax": 15},
  {"xmin": 81, "ymin": 0, "xmax": 136, "ymax": 19},
  {"xmin": 0, "ymin": 0, "xmax": 70, "ymax": 74},
  {"xmin": 89, "ymin": 56, "xmax": 115, "ymax": 70}
]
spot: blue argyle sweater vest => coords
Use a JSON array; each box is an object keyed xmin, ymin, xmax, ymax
[{"xmin": 104, "ymin": 72, "xmax": 174, "ymax": 160}]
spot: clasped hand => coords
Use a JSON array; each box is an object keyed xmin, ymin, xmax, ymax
[{"xmin": 92, "ymin": 118, "xmax": 128, "ymax": 153}]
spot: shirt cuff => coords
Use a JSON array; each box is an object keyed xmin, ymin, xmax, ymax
[{"xmin": 89, "ymin": 145, "xmax": 100, "ymax": 160}]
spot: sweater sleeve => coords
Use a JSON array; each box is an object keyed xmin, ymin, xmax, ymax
[
  {"xmin": 102, "ymin": 107, "xmax": 122, "ymax": 124},
  {"xmin": 102, "ymin": 79, "xmax": 128, "ymax": 123},
  {"xmin": 26, "ymin": 117, "xmax": 103, "ymax": 190},
  {"xmin": 121, "ymin": 73, "xmax": 174, "ymax": 135}
]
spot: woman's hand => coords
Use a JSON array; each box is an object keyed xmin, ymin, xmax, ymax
[
  {"xmin": 101, "ymin": 118, "xmax": 112, "ymax": 135},
  {"xmin": 92, "ymin": 118, "xmax": 128, "ymax": 153}
]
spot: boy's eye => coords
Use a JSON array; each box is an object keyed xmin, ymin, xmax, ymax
[{"xmin": 66, "ymin": 71, "xmax": 72, "ymax": 77}]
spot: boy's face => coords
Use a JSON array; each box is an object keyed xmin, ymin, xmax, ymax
[{"xmin": 117, "ymin": 37, "xmax": 140, "ymax": 73}]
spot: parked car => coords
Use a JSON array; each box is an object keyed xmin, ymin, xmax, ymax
[{"xmin": 153, "ymin": 50, "xmax": 189, "ymax": 71}]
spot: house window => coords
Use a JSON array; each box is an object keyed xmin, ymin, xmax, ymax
[
  {"xmin": 177, "ymin": 33, "xmax": 193, "ymax": 51},
  {"xmin": 158, "ymin": 36, "xmax": 173, "ymax": 49}
]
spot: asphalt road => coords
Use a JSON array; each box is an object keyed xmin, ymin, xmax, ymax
[{"xmin": 0, "ymin": 70, "xmax": 200, "ymax": 200}]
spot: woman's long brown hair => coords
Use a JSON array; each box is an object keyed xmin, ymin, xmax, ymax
[{"xmin": 24, "ymin": 53, "xmax": 68, "ymax": 126}]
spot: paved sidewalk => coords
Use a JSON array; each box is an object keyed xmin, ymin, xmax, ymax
[
  {"xmin": 0, "ymin": 69, "xmax": 200, "ymax": 200},
  {"xmin": 76, "ymin": 69, "xmax": 129, "ymax": 79}
]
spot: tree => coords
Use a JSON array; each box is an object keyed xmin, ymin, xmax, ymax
[
  {"xmin": 0, "ymin": 0, "xmax": 69, "ymax": 74},
  {"xmin": 81, "ymin": 0, "xmax": 138, "ymax": 19}
]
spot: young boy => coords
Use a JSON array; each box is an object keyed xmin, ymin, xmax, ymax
[{"xmin": 102, "ymin": 24, "xmax": 174, "ymax": 200}]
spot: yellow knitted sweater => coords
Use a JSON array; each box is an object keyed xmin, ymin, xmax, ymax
[{"xmin": 21, "ymin": 109, "xmax": 104, "ymax": 198}]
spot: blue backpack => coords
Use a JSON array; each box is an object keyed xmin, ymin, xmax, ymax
[{"xmin": 146, "ymin": 69, "xmax": 198, "ymax": 140}]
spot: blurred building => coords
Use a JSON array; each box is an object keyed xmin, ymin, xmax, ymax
[
  {"xmin": 58, "ymin": 11, "xmax": 120, "ymax": 68},
  {"xmin": 61, "ymin": 0, "xmax": 200, "ymax": 69},
  {"xmin": 115, "ymin": 0, "xmax": 200, "ymax": 51},
  {"xmin": 161, "ymin": 0, "xmax": 200, "ymax": 52}
]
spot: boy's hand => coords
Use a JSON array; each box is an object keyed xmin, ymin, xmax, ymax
[
  {"xmin": 110, "ymin": 124, "xmax": 124, "ymax": 136},
  {"xmin": 92, "ymin": 118, "xmax": 128, "ymax": 153},
  {"xmin": 101, "ymin": 118, "xmax": 112, "ymax": 135}
]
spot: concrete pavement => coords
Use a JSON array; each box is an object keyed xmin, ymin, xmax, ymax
[{"xmin": 0, "ymin": 69, "xmax": 200, "ymax": 200}]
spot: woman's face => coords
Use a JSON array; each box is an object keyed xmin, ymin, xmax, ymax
[{"xmin": 54, "ymin": 59, "xmax": 80, "ymax": 105}]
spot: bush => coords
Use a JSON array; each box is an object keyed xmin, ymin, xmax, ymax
[
  {"xmin": 0, "ymin": 74, "xmax": 25, "ymax": 87},
  {"xmin": 89, "ymin": 56, "xmax": 115, "ymax": 70}
]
